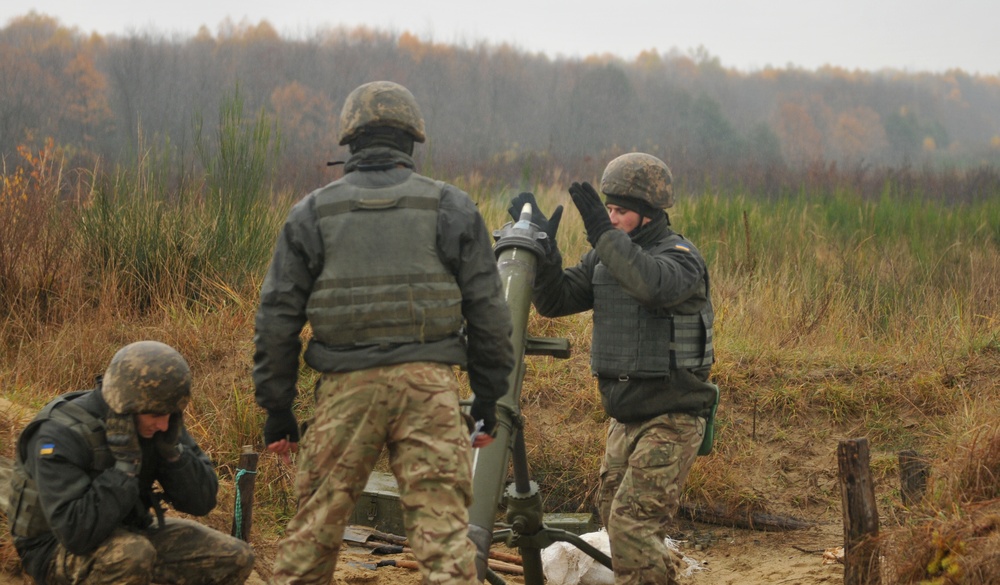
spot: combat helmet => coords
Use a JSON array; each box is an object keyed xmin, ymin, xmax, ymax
[
  {"xmin": 338, "ymin": 81, "xmax": 427, "ymax": 146},
  {"xmin": 600, "ymin": 152, "xmax": 674, "ymax": 209},
  {"xmin": 102, "ymin": 341, "xmax": 191, "ymax": 415}
]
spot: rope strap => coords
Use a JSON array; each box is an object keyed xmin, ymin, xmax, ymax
[{"xmin": 233, "ymin": 468, "xmax": 259, "ymax": 540}]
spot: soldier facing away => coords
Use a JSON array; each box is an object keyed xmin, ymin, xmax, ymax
[
  {"xmin": 253, "ymin": 80, "xmax": 515, "ymax": 585},
  {"xmin": 7, "ymin": 340, "xmax": 255, "ymax": 585},
  {"xmin": 508, "ymin": 153, "xmax": 717, "ymax": 585}
]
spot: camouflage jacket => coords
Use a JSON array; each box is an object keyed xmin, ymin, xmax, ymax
[{"xmin": 253, "ymin": 146, "xmax": 514, "ymax": 413}]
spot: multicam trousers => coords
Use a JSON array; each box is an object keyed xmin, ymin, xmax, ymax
[
  {"xmin": 270, "ymin": 362, "xmax": 479, "ymax": 585},
  {"xmin": 595, "ymin": 413, "xmax": 704, "ymax": 585},
  {"xmin": 46, "ymin": 517, "xmax": 255, "ymax": 585}
]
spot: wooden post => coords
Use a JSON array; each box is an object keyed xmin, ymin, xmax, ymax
[
  {"xmin": 231, "ymin": 445, "xmax": 259, "ymax": 542},
  {"xmin": 898, "ymin": 449, "xmax": 928, "ymax": 507},
  {"xmin": 838, "ymin": 438, "xmax": 880, "ymax": 585}
]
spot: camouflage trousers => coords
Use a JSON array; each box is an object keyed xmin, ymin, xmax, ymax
[
  {"xmin": 270, "ymin": 362, "xmax": 479, "ymax": 585},
  {"xmin": 595, "ymin": 413, "xmax": 704, "ymax": 585},
  {"xmin": 46, "ymin": 517, "xmax": 255, "ymax": 585}
]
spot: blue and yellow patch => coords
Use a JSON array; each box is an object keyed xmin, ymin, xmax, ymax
[
  {"xmin": 39, "ymin": 443, "xmax": 55, "ymax": 456},
  {"xmin": 675, "ymin": 244, "xmax": 690, "ymax": 252}
]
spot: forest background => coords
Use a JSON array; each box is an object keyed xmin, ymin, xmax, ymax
[
  {"xmin": 3, "ymin": 13, "xmax": 1000, "ymax": 197},
  {"xmin": 2, "ymin": 11, "xmax": 1000, "ymax": 584}
]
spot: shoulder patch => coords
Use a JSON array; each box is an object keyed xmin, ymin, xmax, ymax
[
  {"xmin": 675, "ymin": 244, "xmax": 690, "ymax": 252},
  {"xmin": 39, "ymin": 443, "xmax": 55, "ymax": 456}
]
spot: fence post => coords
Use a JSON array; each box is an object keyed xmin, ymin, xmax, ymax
[
  {"xmin": 838, "ymin": 438, "xmax": 880, "ymax": 585},
  {"xmin": 231, "ymin": 445, "xmax": 259, "ymax": 542},
  {"xmin": 898, "ymin": 449, "xmax": 928, "ymax": 507}
]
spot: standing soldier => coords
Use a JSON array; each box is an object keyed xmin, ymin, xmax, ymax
[
  {"xmin": 253, "ymin": 80, "xmax": 514, "ymax": 585},
  {"xmin": 508, "ymin": 153, "xmax": 717, "ymax": 585},
  {"xmin": 7, "ymin": 340, "xmax": 255, "ymax": 585}
]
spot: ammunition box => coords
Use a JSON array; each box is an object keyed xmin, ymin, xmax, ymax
[
  {"xmin": 349, "ymin": 472, "xmax": 599, "ymax": 537},
  {"xmin": 349, "ymin": 471, "xmax": 406, "ymax": 536}
]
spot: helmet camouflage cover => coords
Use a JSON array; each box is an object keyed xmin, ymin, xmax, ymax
[
  {"xmin": 102, "ymin": 341, "xmax": 191, "ymax": 415},
  {"xmin": 338, "ymin": 81, "xmax": 427, "ymax": 146},
  {"xmin": 599, "ymin": 152, "xmax": 674, "ymax": 209}
]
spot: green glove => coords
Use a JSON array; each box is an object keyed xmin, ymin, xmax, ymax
[
  {"xmin": 105, "ymin": 412, "xmax": 142, "ymax": 477},
  {"xmin": 155, "ymin": 412, "xmax": 185, "ymax": 462}
]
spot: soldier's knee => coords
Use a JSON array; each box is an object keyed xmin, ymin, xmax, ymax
[
  {"xmin": 218, "ymin": 538, "xmax": 256, "ymax": 584},
  {"xmin": 234, "ymin": 542, "xmax": 256, "ymax": 581},
  {"xmin": 99, "ymin": 534, "xmax": 157, "ymax": 581}
]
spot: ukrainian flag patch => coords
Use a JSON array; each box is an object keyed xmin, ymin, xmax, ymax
[
  {"xmin": 39, "ymin": 443, "xmax": 55, "ymax": 456},
  {"xmin": 675, "ymin": 244, "xmax": 690, "ymax": 252}
]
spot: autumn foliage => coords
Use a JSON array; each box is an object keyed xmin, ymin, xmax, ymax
[
  {"xmin": 2, "ymin": 12, "xmax": 1000, "ymax": 584},
  {"xmin": 2, "ymin": 13, "xmax": 1000, "ymax": 198}
]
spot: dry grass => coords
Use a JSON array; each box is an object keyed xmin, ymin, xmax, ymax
[
  {"xmin": 2, "ymin": 154, "xmax": 1000, "ymax": 581},
  {"xmin": 841, "ymin": 358, "xmax": 1000, "ymax": 584}
]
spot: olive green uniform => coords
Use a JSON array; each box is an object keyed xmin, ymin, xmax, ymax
[
  {"xmin": 253, "ymin": 146, "xmax": 514, "ymax": 585},
  {"xmin": 533, "ymin": 213, "xmax": 714, "ymax": 585},
  {"xmin": 8, "ymin": 387, "xmax": 254, "ymax": 585}
]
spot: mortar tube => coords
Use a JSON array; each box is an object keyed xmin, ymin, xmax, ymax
[{"xmin": 466, "ymin": 205, "xmax": 546, "ymax": 582}]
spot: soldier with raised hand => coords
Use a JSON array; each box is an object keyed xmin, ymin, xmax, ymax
[
  {"xmin": 509, "ymin": 153, "xmax": 717, "ymax": 585},
  {"xmin": 7, "ymin": 340, "xmax": 255, "ymax": 585},
  {"xmin": 253, "ymin": 80, "xmax": 514, "ymax": 585}
]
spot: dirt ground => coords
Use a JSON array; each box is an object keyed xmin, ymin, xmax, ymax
[
  {"xmin": 0, "ymin": 521, "xmax": 845, "ymax": 585},
  {"xmin": 284, "ymin": 522, "xmax": 843, "ymax": 585},
  {"xmin": 0, "ymin": 393, "xmax": 851, "ymax": 585},
  {"xmin": 323, "ymin": 522, "xmax": 847, "ymax": 585}
]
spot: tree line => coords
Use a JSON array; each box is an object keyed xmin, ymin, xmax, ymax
[{"xmin": 2, "ymin": 12, "xmax": 1000, "ymax": 200}]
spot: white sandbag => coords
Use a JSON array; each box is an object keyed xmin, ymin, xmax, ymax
[
  {"xmin": 540, "ymin": 529, "xmax": 614, "ymax": 585},
  {"xmin": 540, "ymin": 529, "xmax": 705, "ymax": 585}
]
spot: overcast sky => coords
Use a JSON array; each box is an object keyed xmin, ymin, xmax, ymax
[{"xmin": 5, "ymin": 0, "xmax": 998, "ymax": 75}]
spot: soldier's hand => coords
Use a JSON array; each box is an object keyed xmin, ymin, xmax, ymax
[
  {"xmin": 154, "ymin": 412, "xmax": 185, "ymax": 462},
  {"xmin": 264, "ymin": 410, "xmax": 300, "ymax": 465},
  {"xmin": 106, "ymin": 412, "xmax": 142, "ymax": 477},
  {"xmin": 267, "ymin": 438, "xmax": 299, "ymax": 465},
  {"xmin": 264, "ymin": 409, "xmax": 300, "ymax": 444},
  {"xmin": 508, "ymin": 192, "xmax": 563, "ymax": 243},
  {"xmin": 569, "ymin": 182, "xmax": 613, "ymax": 247},
  {"xmin": 470, "ymin": 398, "xmax": 498, "ymax": 438}
]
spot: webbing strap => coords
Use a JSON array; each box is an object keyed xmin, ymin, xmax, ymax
[
  {"xmin": 315, "ymin": 195, "xmax": 439, "ymax": 218},
  {"xmin": 671, "ymin": 313, "xmax": 714, "ymax": 369}
]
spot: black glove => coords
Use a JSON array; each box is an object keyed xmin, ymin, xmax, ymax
[
  {"xmin": 569, "ymin": 182, "xmax": 613, "ymax": 247},
  {"xmin": 154, "ymin": 412, "xmax": 185, "ymax": 462},
  {"xmin": 264, "ymin": 409, "xmax": 300, "ymax": 445},
  {"xmin": 105, "ymin": 412, "xmax": 142, "ymax": 477},
  {"xmin": 508, "ymin": 192, "xmax": 564, "ymax": 243},
  {"xmin": 470, "ymin": 398, "xmax": 498, "ymax": 437}
]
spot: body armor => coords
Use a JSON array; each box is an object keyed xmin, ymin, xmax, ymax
[
  {"xmin": 306, "ymin": 174, "xmax": 464, "ymax": 348},
  {"xmin": 590, "ymin": 238, "xmax": 714, "ymax": 378}
]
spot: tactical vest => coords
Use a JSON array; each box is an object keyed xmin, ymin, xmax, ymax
[
  {"xmin": 590, "ymin": 237, "xmax": 714, "ymax": 379},
  {"xmin": 8, "ymin": 391, "xmax": 113, "ymax": 539},
  {"xmin": 305, "ymin": 173, "xmax": 464, "ymax": 348}
]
